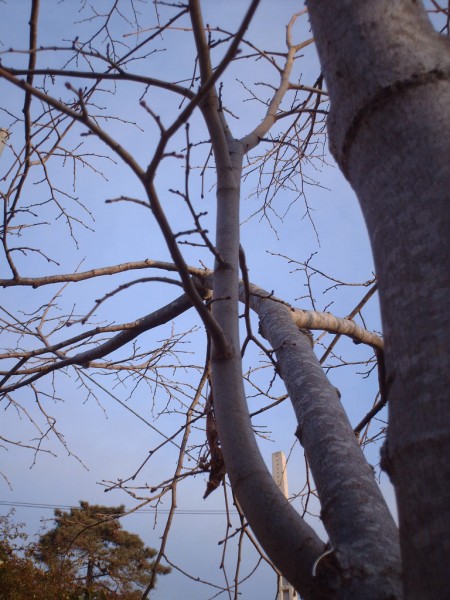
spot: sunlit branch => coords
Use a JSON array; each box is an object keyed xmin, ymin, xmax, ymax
[
  {"xmin": 319, "ymin": 282, "xmax": 378, "ymax": 363},
  {"xmin": 241, "ymin": 10, "xmax": 314, "ymax": 152},
  {"xmin": 0, "ymin": 260, "xmax": 206, "ymax": 287}
]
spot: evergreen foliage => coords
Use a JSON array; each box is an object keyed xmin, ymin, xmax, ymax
[{"xmin": 0, "ymin": 504, "xmax": 170, "ymax": 599}]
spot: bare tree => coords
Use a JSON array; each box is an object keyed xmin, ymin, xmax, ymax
[
  {"xmin": 307, "ymin": 2, "xmax": 450, "ymax": 598},
  {"xmin": 0, "ymin": 1, "xmax": 447, "ymax": 598}
]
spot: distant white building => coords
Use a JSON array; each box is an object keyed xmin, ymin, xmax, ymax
[
  {"xmin": 272, "ymin": 451, "xmax": 298, "ymax": 600},
  {"xmin": 0, "ymin": 129, "xmax": 9, "ymax": 159}
]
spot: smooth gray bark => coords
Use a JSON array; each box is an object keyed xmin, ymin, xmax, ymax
[
  {"xmin": 208, "ymin": 141, "xmax": 330, "ymax": 598},
  {"xmin": 190, "ymin": 3, "xmax": 331, "ymax": 596},
  {"xmin": 307, "ymin": 1, "xmax": 450, "ymax": 598}
]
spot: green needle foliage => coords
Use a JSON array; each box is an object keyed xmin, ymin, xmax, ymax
[
  {"xmin": 0, "ymin": 510, "xmax": 62, "ymax": 600},
  {"xmin": 35, "ymin": 502, "xmax": 170, "ymax": 599}
]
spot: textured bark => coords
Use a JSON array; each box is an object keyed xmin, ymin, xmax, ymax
[
  {"xmin": 246, "ymin": 284, "xmax": 402, "ymax": 599},
  {"xmin": 307, "ymin": 2, "xmax": 450, "ymax": 598}
]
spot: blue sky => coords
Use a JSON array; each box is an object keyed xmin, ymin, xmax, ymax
[{"xmin": 0, "ymin": 1, "xmax": 397, "ymax": 598}]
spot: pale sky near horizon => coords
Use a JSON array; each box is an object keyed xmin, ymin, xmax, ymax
[{"xmin": 0, "ymin": 2, "xmax": 397, "ymax": 598}]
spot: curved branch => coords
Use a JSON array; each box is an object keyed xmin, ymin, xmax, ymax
[
  {"xmin": 241, "ymin": 11, "xmax": 314, "ymax": 152},
  {"xmin": 1, "ymin": 267, "xmax": 383, "ymax": 372},
  {"xmin": 0, "ymin": 260, "xmax": 206, "ymax": 288},
  {"xmin": 0, "ymin": 289, "xmax": 208, "ymax": 394},
  {"xmin": 246, "ymin": 282, "xmax": 401, "ymax": 597},
  {"xmin": 206, "ymin": 275, "xmax": 384, "ymax": 351},
  {"xmin": 291, "ymin": 308, "xmax": 382, "ymax": 351},
  {"xmin": 189, "ymin": 3, "xmax": 334, "ymax": 598},
  {"xmin": 0, "ymin": 66, "xmax": 144, "ymax": 180},
  {"xmin": 3, "ymin": 67, "xmax": 194, "ymax": 99}
]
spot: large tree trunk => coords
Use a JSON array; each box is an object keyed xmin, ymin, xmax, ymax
[{"xmin": 307, "ymin": 2, "xmax": 450, "ymax": 598}]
